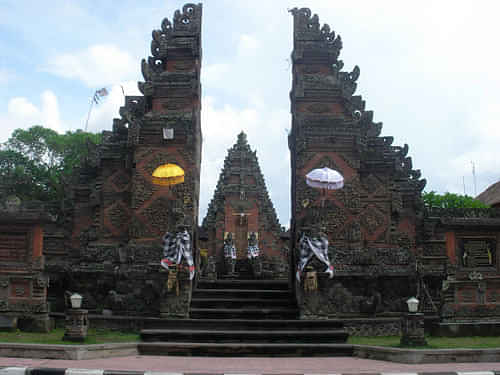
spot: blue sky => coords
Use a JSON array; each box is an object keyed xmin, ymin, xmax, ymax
[{"xmin": 1, "ymin": 1, "xmax": 500, "ymax": 227}]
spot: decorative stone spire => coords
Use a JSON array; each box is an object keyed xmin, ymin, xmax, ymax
[
  {"xmin": 203, "ymin": 134, "xmax": 280, "ymax": 230},
  {"xmin": 289, "ymin": 7, "xmax": 342, "ymax": 46},
  {"xmin": 237, "ymin": 131, "xmax": 248, "ymax": 146}
]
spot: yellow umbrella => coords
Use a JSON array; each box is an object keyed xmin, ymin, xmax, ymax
[{"xmin": 152, "ymin": 163, "xmax": 185, "ymax": 186}]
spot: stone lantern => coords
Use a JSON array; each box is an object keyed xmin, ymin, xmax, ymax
[{"xmin": 400, "ymin": 296, "xmax": 427, "ymax": 346}]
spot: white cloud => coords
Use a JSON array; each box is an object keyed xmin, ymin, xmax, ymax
[
  {"xmin": 0, "ymin": 90, "xmax": 63, "ymax": 142},
  {"xmin": 43, "ymin": 44, "xmax": 138, "ymax": 87},
  {"xmin": 41, "ymin": 91, "xmax": 62, "ymax": 133},
  {"xmin": 7, "ymin": 97, "xmax": 40, "ymax": 120}
]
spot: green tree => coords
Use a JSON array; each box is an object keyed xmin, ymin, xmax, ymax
[
  {"xmin": 422, "ymin": 191, "xmax": 489, "ymax": 209},
  {"xmin": 0, "ymin": 126, "xmax": 101, "ymax": 202}
]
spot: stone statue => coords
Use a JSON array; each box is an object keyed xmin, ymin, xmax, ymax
[
  {"xmin": 247, "ymin": 232, "xmax": 262, "ymax": 277},
  {"xmin": 296, "ymin": 231, "xmax": 334, "ymax": 282},
  {"xmin": 160, "ymin": 225, "xmax": 195, "ymax": 280},
  {"xmin": 247, "ymin": 232, "xmax": 260, "ymax": 259},
  {"xmin": 223, "ymin": 232, "xmax": 237, "ymax": 275}
]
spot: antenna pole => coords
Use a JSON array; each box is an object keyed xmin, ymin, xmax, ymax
[{"xmin": 472, "ymin": 161, "xmax": 477, "ymax": 196}]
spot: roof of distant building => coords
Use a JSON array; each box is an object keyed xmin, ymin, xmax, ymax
[{"xmin": 477, "ymin": 180, "xmax": 500, "ymax": 207}]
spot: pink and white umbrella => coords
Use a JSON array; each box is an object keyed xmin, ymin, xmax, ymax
[{"xmin": 306, "ymin": 167, "xmax": 344, "ymax": 190}]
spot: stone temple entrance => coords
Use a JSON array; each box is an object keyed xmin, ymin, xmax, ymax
[
  {"xmin": 232, "ymin": 215, "xmax": 254, "ymax": 277},
  {"xmin": 234, "ymin": 214, "xmax": 249, "ymax": 259}
]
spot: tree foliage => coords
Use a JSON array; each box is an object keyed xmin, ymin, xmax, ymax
[
  {"xmin": 0, "ymin": 126, "xmax": 101, "ymax": 202},
  {"xmin": 422, "ymin": 191, "xmax": 489, "ymax": 209}
]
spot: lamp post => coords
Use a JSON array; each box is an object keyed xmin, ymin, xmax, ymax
[
  {"xmin": 63, "ymin": 293, "xmax": 88, "ymax": 342},
  {"xmin": 400, "ymin": 297, "xmax": 427, "ymax": 346}
]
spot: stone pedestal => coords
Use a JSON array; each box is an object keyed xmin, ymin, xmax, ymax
[
  {"xmin": 159, "ymin": 267, "xmax": 192, "ymax": 318},
  {"xmin": 63, "ymin": 309, "xmax": 88, "ymax": 342},
  {"xmin": 400, "ymin": 313, "xmax": 427, "ymax": 346}
]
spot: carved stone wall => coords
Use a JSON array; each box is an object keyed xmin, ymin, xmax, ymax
[
  {"xmin": 344, "ymin": 319, "xmax": 401, "ymax": 337},
  {"xmin": 289, "ymin": 7, "xmax": 426, "ymax": 316}
]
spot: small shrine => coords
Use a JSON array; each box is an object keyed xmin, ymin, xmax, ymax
[{"xmin": 0, "ymin": 196, "xmax": 52, "ymax": 331}]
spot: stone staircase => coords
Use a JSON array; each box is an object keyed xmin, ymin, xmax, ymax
[{"xmin": 139, "ymin": 279, "xmax": 350, "ymax": 356}]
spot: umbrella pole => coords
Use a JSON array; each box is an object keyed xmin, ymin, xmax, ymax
[{"xmin": 320, "ymin": 188, "xmax": 327, "ymax": 231}]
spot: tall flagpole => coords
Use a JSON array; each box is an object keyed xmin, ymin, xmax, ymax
[{"xmin": 84, "ymin": 96, "xmax": 95, "ymax": 132}]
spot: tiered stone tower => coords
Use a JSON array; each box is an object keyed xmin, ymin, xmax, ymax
[
  {"xmin": 288, "ymin": 8, "xmax": 427, "ymax": 318},
  {"xmin": 201, "ymin": 132, "xmax": 286, "ymax": 278}
]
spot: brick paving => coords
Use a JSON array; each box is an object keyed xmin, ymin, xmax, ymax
[{"xmin": 1, "ymin": 356, "xmax": 500, "ymax": 374}]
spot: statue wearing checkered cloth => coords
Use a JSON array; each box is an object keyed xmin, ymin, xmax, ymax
[
  {"xmin": 160, "ymin": 226, "xmax": 195, "ymax": 280},
  {"xmin": 296, "ymin": 231, "xmax": 334, "ymax": 282},
  {"xmin": 223, "ymin": 232, "xmax": 237, "ymax": 274},
  {"xmin": 247, "ymin": 232, "xmax": 262, "ymax": 277}
]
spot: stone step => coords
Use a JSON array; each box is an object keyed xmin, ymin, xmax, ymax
[
  {"xmin": 141, "ymin": 328, "xmax": 349, "ymax": 343},
  {"xmin": 196, "ymin": 279, "xmax": 290, "ymax": 290},
  {"xmin": 190, "ymin": 297, "xmax": 295, "ymax": 309},
  {"xmin": 190, "ymin": 307, "xmax": 298, "ymax": 320},
  {"xmin": 142, "ymin": 318, "xmax": 345, "ymax": 330},
  {"xmin": 192, "ymin": 288, "xmax": 292, "ymax": 299},
  {"xmin": 138, "ymin": 342, "xmax": 354, "ymax": 357}
]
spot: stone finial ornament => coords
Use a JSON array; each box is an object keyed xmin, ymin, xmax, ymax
[{"xmin": 4, "ymin": 195, "xmax": 21, "ymax": 213}]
